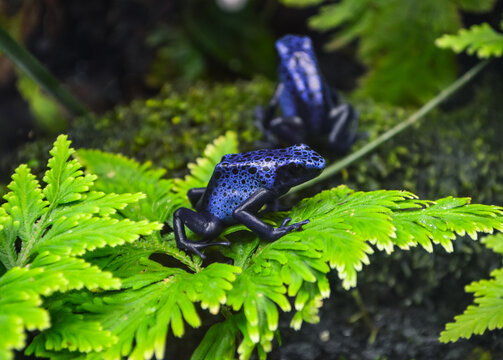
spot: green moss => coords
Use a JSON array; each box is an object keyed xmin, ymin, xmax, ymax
[
  {"xmin": 347, "ymin": 73, "xmax": 503, "ymax": 205},
  {"xmin": 6, "ymin": 74, "xmax": 503, "ymax": 205},
  {"xmin": 71, "ymin": 79, "xmax": 272, "ymax": 176},
  {"xmin": 1, "ymin": 78, "xmax": 272, "ymax": 180}
]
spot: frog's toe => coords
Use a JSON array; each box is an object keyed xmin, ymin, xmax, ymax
[
  {"xmin": 212, "ymin": 240, "xmax": 231, "ymax": 247},
  {"xmin": 281, "ymin": 217, "xmax": 293, "ymax": 227},
  {"xmin": 293, "ymin": 219, "xmax": 310, "ymax": 230},
  {"xmin": 183, "ymin": 244, "xmax": 206, "ymax": 259}
]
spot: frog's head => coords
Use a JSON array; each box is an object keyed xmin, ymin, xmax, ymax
[
  {"xmin": 275, "ymin": 144, "xmax": 325, "ymax": 190},
  {"xmin": 276, "ymin": 35, "xmax": 323, "ymax": 107},
  {"xmin": 276, "ymin": 35, "xmax": 314, "ymax": 61}
]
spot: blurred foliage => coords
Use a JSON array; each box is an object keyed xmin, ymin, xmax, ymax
[
  {"xmin": 15, "ymin": 73, "xmax": 67, "ymax": 133},
  {"xmin": 3, "ymin": 71, "xmax": 503, "ymax": 308},
  {"xmin": 346, "ymin": 72, "xmax": 503, "ymax": 204},
  {"xmin": 146, "ymin": 27, "xmax": 206, "ymax": 86},
  {"xmin": 0, "ymin": 6, "xmax": 68, "ymax": 134},
  {"xmin": 146, "ymin": 0, "xmax": 276, "ymax": 85},
  {"xmin": 280, "ymin": 0, "xmax": 496, "ymax": 105},
  {"xmin": 436, "ymin": 22, "xmax": 503, "ymax": 58},
  {"xmin": 440, "ymin": 233, "xmax": 503, "ymax": 343}
]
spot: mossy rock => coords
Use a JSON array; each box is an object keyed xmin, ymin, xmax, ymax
[
  {"xmin": 0, "ymin": 78, "xmax": 273, "ymax": 184},
  {"xmin": 347, "ymin": 75, "xmax": 503, "ymax": 204}
]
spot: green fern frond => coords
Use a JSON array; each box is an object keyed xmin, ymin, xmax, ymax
[
  {"xmin": 26, "ymin": 307, "xmax": 117, "ymax": 355},
  {"xmin": 2, "ymin": 164, "xmax": 47, "ymax": 239},
  {"xmin": 280, "ymin": 0, "xmax": 496, "ymax": 104},
  {"xmin": 5, "ymin": 134, "xmax": 502, "ymax": 360},
  {"xmin": 76, "ymin": 149, "xmax": 180, "ymax": 223},
  {"xmin": 191, "ymin": 315, "xmax": 240, "ymax": 360},
  {"xmin": 436, "ymin": 23, "xmax": 503, "ymax": 58},
  {"xmin": 0, "ymin": 135, "xmax": 160, "ymax": 359},
  {"xmin": 0, "ymin": 252, "xmax": 120, "ymax": 359},
  {"xmin": 34, "ymin": 216, "xmax": 158, "ymax": 257},
  {"xmin": 43, "ymin": 135, "xmax": 97, "ymax": 206},
  {"xmin": 483, "ymin": 232, "xmax": 503, "ymax": 254},
  {"xmin": 173, "ymin": 131, "xmax": 238, "ymax": 203},
  {"xmin": 66, "ymin": 261, "xmax": 241, "ymax": 360},
  {"xmin": 392, "ymin": 197, "xmax": 503, "ymax": 253},
  {"xmin": 440, "ymin": 233, "xmax": 503, "ymax": 342}
]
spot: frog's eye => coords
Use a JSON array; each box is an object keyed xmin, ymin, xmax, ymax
[
  {"xmin": 302, "ymin": 37, "xmax": 312, "ymax": 50},
  {"xmin": 285, "ymin": 163, "xmax": 304, "ymax": 176},
  {"xmin": 277, "ymin": 42, "xmax": 289, "ymax": 55}
]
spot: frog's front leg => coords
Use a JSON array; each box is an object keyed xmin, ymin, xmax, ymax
[
  {"xmin": 255, "ymin": 85, "xmax": 282, "ymax": 143},
  {"xmin": 233, "ymin": 188, "xmax": 309, "ymax": 241},
  {"xmin": 256, "ymin": 85, "xmax": 307, "ymax": 145},
  {"xmin": 173, "ymin": 208, "xmax": 230, "ymax": 258},
  {"xmin": 326, "ymin": 103, "xmax": 360, "ymax": 155}
]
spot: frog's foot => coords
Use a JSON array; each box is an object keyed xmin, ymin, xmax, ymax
[
  {"xmin": 173, "ymin": 207, "xmax": 227, "ymax": 258},
  {"xmin": 179, "ymin": 239, "xmax": 231, "ymax": 259},
  {"xmin": 326, "ymin": 103, "xmax": 360, "ymax": 155},
  {"xmin": 280, "ymin": 217, "xmax": 309, "ymax": 230},
  {"xmin": 268, "ymin": 217, "xmax": 310, "ymax": 240},
  {"xmin": 268, "ymin": 116, "xmax": 307, "ymax": 145}
]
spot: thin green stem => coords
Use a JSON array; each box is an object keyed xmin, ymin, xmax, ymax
[
  {"xmin": 0, "ymin": 28, "xmax": 89, "ymax": 117},
  {"xmin": 290, "ymin": 59, "xmax": 490, "ymax": 193}
]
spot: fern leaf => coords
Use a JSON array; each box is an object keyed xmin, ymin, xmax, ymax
[
  {"xmin": 392, "ymin": 197, "xmax": 503, "ymax": 253},
  {"xmin": 440, "ymin": 233, "xmax": 503, "ymax": 342},
  {"xmin": 483, "ymin": 232, "xmax": 503, "ymax": 254},
  {"xmin": 436, "ymin": 23, "xmax": 503, "ymax": 58},
  {"xmin": 26, "ymin": 307, "xmax": 117, "ymax": 355},
  {"xmin": 174, "ymin": 131, "xmax": 238, "ymax": 203},
  {"xmin": 0, "ymin": 134, "xmax": 160, "ymax": 359},
  {"xmin": 288, "ymin": 186, "xmax": 503, "ymax": 289},
  {"xmin": 191, "ymin": 316, "xmax": 239, "ymax": 360},
  {"xmin": 0, "ymin": 209, "xmax": 18, "ymax": 269},
  {"xmin": 52, "ymin": 191, "xmax": 145, "ymax": 218},
  {"xmin": 43, "ymin": 135, "xmax": 97, "ymax": 206},
  {"xmin": 34, "ymin": 216, "xmax": 160, "ymax": 257},
  {"xmin": 2, "ymin": 164, "xmax": 47, "ymax": 239},
  {"xmin": 226, "ymin": 257, "xmax": 303, "ymax": 354},
  {"xmin": 70, "ymin": 262, "xmax": 241, "ymax": 360},
  {"xmin": 289, "ymin": 187, "xmax": 409, "ymax": 288},
  {"xmin": 31, "ymin": 253, "xmax": 121, "ymax": 291},
  {"xmin": 76, "ymin": 149, "xmax": 181, "ymax": 223},
  {"xmin": 0, "ymin": 253, "xmax": 119, "ymax": 359}
]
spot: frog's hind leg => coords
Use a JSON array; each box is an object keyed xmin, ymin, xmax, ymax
[
  {"xmin": 173, "ymin": 208, "xmax": 229, "ymax": 258},
  {"xmin": 326, "ymin": 103, "xmax": 360, "ymax": 155}
]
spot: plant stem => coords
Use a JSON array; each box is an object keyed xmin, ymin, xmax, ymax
[
  {"xmin": 290, "ymin": 59, "xmax": 490, "ymax": 193},
  {"xmin": 0, "ymin": 28, "xmax": 89, "ymax": 117},
  {"xmin": 350, "ymin": 289, "xmax": 378, "ymax": 344}
]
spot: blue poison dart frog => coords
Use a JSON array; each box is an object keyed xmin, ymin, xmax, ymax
[
  {"xmin": 173, "ymin": 144, "xmax": 325, "ymax": 258},
  {"xmin": 255, "ymin": 34, "xmax": 361, "ymax": 155}
]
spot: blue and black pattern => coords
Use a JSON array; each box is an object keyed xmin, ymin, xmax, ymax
[
  {"xmin": 276, "ymin": 35, "xmax": 325, "ymax": 132},
  {"xmin": 203, "ymin": 144, "xmax": 325, "ymax": 220}
]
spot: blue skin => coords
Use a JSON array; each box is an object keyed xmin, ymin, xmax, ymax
[
  {"xmin": 256, "ymin": 34, "xmax": 360, "ymax": 154},
  {"xmin": 173, "ymin": 144, "xmax": 325, "ymax": 258}
]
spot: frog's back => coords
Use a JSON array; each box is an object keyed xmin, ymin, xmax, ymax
[{"xmin": 203, "ymin": 146, "xmax": 319, "ymax": 221}]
